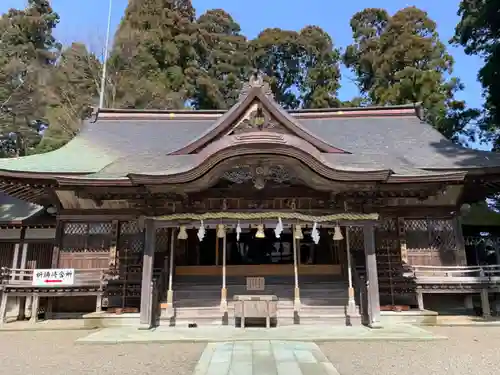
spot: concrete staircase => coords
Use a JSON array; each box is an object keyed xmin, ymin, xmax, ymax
[{"xmin": 163, "ymin": 275, "xmax": 361, "ymax": 327}]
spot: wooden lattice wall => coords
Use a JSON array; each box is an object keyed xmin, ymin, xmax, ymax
[
  {"xmin": 59, "ymin": 222, "xmax": 112, "ymax": 269},
  {"xmin": 404, "ymin": 218, "xmax": 463, "ymax": 266}
]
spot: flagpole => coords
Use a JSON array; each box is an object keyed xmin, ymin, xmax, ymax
[{"xmin": 99, "ymin": 0, "xmax": 113, "ymax": 109}]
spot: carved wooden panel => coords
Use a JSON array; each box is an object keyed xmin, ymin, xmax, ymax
[{"xmin": 231, "ymin": 106, "xmax": 289, "ymax": 135}]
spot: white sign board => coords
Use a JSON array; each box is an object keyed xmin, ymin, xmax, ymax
[
  {"xmin": 246, "ymin": 277, "xmax": 265, "ymax": 291},
  {"xmin": 32, "ymin": 269, "xmax": 75, "ymax": 287}
]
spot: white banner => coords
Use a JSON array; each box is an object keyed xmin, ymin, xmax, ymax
[{"xmin": 32, "ymin": 269, "xmax": 75, "ymax": 287}]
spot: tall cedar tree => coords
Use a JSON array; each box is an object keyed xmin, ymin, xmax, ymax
[
  {"xmin": 192, "ymin": 9, "xmax": 250, "ymax": 109},
  {"xmin": 0, "ymin": 0, "xmax": 60, "ymax": 156},
  {"xmin": 109, "ymin": 0, "xmax": 198, "ymax": 109},
  {"xmin": 344, "ymin": 7, "xmax": 478, "ymax": 141},
  {"xmin": 38, "ymin": 43, "xmax": 101, "ymax": 153},
  {"xmin": 453, "ymin": 0, "xmax": 500, "ymax": 149},
  {"xmin": 250, "ymin": 27, "xmax": 341, "ymax": 109}
]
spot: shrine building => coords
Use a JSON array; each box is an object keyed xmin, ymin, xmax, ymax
[{"xmin": 0, "ymin": 74, "xmax": 499, "ymax": 328}]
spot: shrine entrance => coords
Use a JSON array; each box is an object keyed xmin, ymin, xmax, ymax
[{"xmin": 174, "ymin": 227, "xmax": 343, "ymax": 277}]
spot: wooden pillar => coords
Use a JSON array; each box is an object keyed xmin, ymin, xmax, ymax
[
  {"xmin": 51, "ymin": 221, "xmax": 64, "ymax": 268},
  {"xmin": 108, "ymin": 220, "xmax": 119, "ymax": 271},
  {"xmin": 29, "ymin": 294, "xmax": 39, "ymax": 324},
  {"xmin": 139, "ymin": 219, "xmax": 155, "ymax": 325},
  {"xmin": 0, "ymin": 291, "xmax": 7, "ymax": 325},
  {"xmin": 453, "ymin": 216, "xmax": 467, "ymax": 266},
  {"xmin": 219, "ymin": 225, "xmax": 228, "ymax": 313},
  {"xmin": 416, "ymin": 290, "xmax": 424, "ymax": 310},
  {"xmin": 481, "ymin": 289, "xmax": 491, "ymax": 318},
  {"xmin": 10, "ymin": 244, "xmax": 20, "ymax": 282},
  {"xmin": 293, "ymin": 226, "xmax": 301, "ymax": 312},
  {"xmin": 364, "ymin": 223, "xmax": 381, "ymax": 328},
  {"xmin": 166, "ymin": 228, "xmax": 175, "ymax": 311},
  {"xmin": 215, "ymin": 232, "xmax": 219, "ymax": 266},
  {"xmin": 345, "ymin": 226, "xmax": 357, "ymax": 316}
]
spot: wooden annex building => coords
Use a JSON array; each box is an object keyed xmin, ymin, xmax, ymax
[{"xmin": 1, "ymin": 74, "xmax": 500, "ymax": 328}]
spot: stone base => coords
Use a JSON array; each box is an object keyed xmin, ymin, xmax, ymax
[{"xmin": 82, "ymin": 312, "xmax": 141, "ymax": 329}]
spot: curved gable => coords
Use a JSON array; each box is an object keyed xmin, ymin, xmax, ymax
[{"xmin": 169, "ymin": 75, "xmax": 348, "ymax": 155}]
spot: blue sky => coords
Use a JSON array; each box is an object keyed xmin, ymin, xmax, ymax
[
  {"xmin": 1, "ymin": 0, "xmax": 484, "ymax": 106},
  {"xmin": 1, "ymin": 1, "xmax": 485, "ymax": 125}
]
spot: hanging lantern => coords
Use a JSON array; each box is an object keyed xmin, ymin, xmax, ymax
[
  {"xmin": 294, "ymin": 224, "xmax": 304, "ymax": 240},
  {"xmin": 197, "ymin": 220, "xmax": 205, "ymax": 241},
  {"xmin": 216, "ymin": 224, "xmax": 226, "ymax": 238},
  {"xmin": 332, "ymin": 224, "xmax": 344, "ymax": 241},
  {"xmin": 255, "ymin": 224, "xmax": 265, "ymax": 239},
  {"xmin": 178, "ymin": 225, "xmax": 188, "ymax": 240}
]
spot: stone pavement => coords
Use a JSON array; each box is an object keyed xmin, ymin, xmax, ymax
[
  {"xmin": 76, "ymin": 324, "xmax": 447, "ymax": 344},
  {"xmin": 193, "ymin": 341, "xmax": 340, "ymax": 375}
]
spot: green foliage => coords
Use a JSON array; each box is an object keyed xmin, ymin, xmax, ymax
[
  {"xmin": 344, "ymin": 7, "xmax": 478, "ymax": 141},
  {"xmin": 250, "ymin": 27, "xmax": 341, "ymax": 109},
  {"xmin": 38, "ymin": 42, "xmax": 101, "ymax": 152},
  {"xmin": 191, "ymin": 9, "xmax": 250, "ymax": 109},
  {"xmin": 109, "ymin": 0, "xmax": 198, "ymax": 109},
  {"xmin": 453, "ymin": 0, "xmax": 500, "ymax": 149},
  {"xmin": 0, "ymin": 0, "xmax": 61, "ymax": 156}
]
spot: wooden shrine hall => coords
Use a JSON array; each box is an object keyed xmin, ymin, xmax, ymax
[{"xmin": 1, "ymin": 73, "xmax": 500, "ymax": 328}]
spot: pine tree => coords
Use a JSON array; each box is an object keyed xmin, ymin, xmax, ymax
[
  {"xmin": 109, "ymin": 0, "xmax": 198, "ymax": 109},
  {"xmin": 344, "ymin": 7, "xmax": 478, "ymax": 141},
  {"xmin": 192, "ymin": 9, "xmax": 250, "ymax": 109},
  {"xmin": 0, "ymin": 0, "xmax": 61, "ymax": 156}
]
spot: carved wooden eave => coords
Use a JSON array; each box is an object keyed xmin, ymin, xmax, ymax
[
  {"xmin": 126, "ymin": 136, "xmax": 390, "ymax": 186},
  {"xmin": 0, "ymin": 172, "xmax": 59, "ymax": 204},
  {"xmin": 168, "ymin": 81, "xmax": 347, "ymax": 155}
]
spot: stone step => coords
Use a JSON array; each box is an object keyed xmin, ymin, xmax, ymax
[
  {"xmin": 173, "ymin": 285, "xmax": 349, "ymax": 295},
  {"xmin": 174, "ymin": 282, "xmax": 349, "ymax": 290},
  {"xmin": 173, "ymin": 292, "xmax": 349, "ymax": 301},
  {"xmin": 174, "ymin": 275, "xmax": 346, "ymax": 285},
  {"xmin": 167, "ymin": 312, "xmax": 358, "ymax": 327},
  {"xmin": 172, "ymin": 304, "xmax": 356, "ymax": 318},
  {"xmin": 173, "ymin": 296, "xmax": 349, "ymax": 308}
]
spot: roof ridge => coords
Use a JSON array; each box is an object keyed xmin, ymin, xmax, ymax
[{"xmin": 93, "ymin": 103, "xmax": 422, "ymax": 120}]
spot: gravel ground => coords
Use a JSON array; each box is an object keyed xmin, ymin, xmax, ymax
[
  {"xmin": 0, "ymin": 330, "xmax": 205, "ymax": 375},
  {"xmin": 2, "ymin": 326, "xmax": 500, "ymax": 375},
  {"xmin": 320, "ymin": 326, "xmax": 500, "ymax": 375}
]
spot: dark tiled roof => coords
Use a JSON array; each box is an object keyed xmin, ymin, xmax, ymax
[
  {"xmin": 0, "ymin": 118, "xmax": 215, "ymax": 173},
  {"xmin": 0, "ymin": 106, "xmax": 499, "ymax": 178},
  {"xmin": 87, "ymin": 114, "xmax": 500, "ymax": 179},
  {"xmin": 301, "ymin": 116, "xmax": 500, "ymax": 171}
]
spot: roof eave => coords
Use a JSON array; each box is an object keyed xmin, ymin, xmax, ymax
[
  {"xmin": 55, "ymin": 177, "xmax": 134, "ymax": 187},
  {"xmin": 387, "ymin": 172, "xmax": 467, "ymax": 183}
]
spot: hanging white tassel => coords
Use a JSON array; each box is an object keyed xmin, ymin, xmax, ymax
[
  {"xmin": 274, "ymin": 217, "xmax": 283, "ymax": 238},
  {"xmin": 236, "ymin": 221, "xmax": 242, "ymax": 242},
  {"xmin": 311, "ymin": 222, "xmax": 320, "ymax": 244},
  {"xmin": 197, "ymin": 220, "xmax": 205, "ymax": 241}
]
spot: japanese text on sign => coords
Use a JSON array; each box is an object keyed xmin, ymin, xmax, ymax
[{"xmin": 32, "ymin": 269, "xmax": 75, "ymax": 287}]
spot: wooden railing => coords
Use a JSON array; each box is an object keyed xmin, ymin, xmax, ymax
[
  {"xmin": 0, "ymin": 267, "xmax": 107, "ymax": 289},
  {"xmin": 411, "ymin": 264, "xmax": 500, "ymax": 284}
]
